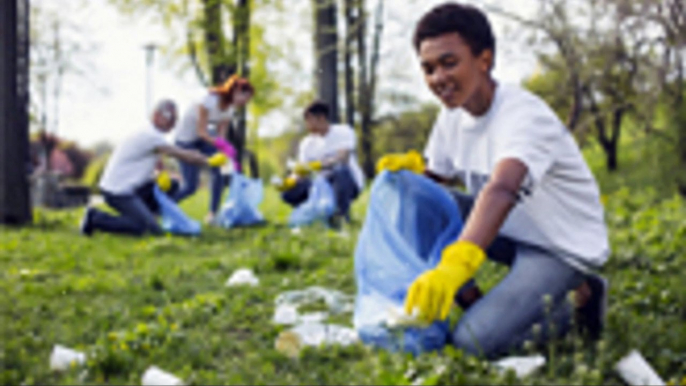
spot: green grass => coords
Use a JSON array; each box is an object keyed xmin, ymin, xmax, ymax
[{"xmin": 1, "ymin": 184, "xmax": 685, "ymax": 385}]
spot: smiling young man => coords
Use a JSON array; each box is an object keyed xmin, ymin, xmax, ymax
[{"xmin": 377, "ymin": 2, "xmax": 610, "ymax": 358}]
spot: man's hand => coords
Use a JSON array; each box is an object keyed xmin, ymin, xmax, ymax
[
  {"xmin": 156, "ymin": 171, "xmax": 172, "ymax": 192},
  {"xmin": 376, "ymin": 150, "xmax": 425, "ymax": 174},
  {"xmin": 404, "ymin": 241, "xmax": 486, "ymax": 322},
  {"xmin": 308, "ymin": 160, "xmax": 323, "ymax": 172},
  {"xmin": 213, "ymin": 137, "xmax": 237, "ymax": 159},
  {"xmin": 207, "ymin": 153, "xmax": 228, "ymax": 168},
  {"xmin": 275, "ymin": 176, "xmax": 298, "ymax": 192},
  {"xmin": 293, "ymin": 161, "xmax": 320, "ymax": 177}
]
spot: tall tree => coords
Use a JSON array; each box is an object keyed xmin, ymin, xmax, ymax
[
  {"xmin": 343, "ymin": 0, "xmax": 357, "ymax": 126},
  {"xmin": 356, "ymin": 0, "xmax": 384, "ymax": 178},
  {"xmin": 313, "ymin": 0, "xmax": 339, "ymax": 123},
  {"xmin": 493, "ymin": 0, "xmax": 658, "ymax": 171},
  {"xmin": 0, "ymin": 0, "xmax": 32, "ymax": 225},
  {"xmin": 233, "ymin": 0, "xmax": 251, "ymax": 170}
]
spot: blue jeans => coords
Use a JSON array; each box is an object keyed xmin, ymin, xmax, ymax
[
  {"xmin": 90, "ymin": 182, "xmax": 167, "ymax": 236},
  {"xmin": 449, "ymin": 191, "xmax": 586, "ymax": 358},
  {"xmin": 172, "ymin": 140, "xmax": 224, "ymax": 214},
  {"xmin": 281, "ymin": 165, "xmax": 360, "ymax": 219}
]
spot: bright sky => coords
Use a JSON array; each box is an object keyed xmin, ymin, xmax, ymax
[{"xmin": 45, "ymin": 0, "xmax": 537, "ymax": 148}]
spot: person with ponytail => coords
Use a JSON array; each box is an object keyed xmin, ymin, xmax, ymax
[{"xmin": 172, "ymin": 75, "xmax": 255, "ymax": 224}]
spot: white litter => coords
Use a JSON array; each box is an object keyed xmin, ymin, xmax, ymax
[
  {"xmin": 275, "ymin": 323, "xmax": 359, "ymax": 358},
  {"xmin": 273, "ymin": 304, "xmax": 300, "ymax": 325},
  {"xmin": 272, "ymin": 286, "xmax": 354, "ymax": 326},
  {"xmin": 385, "ymin": 306, "xmax": 429, "ymax": 329},
  {"xmin": 290, "ymin": 227, "xmax": 303, "ymax": 236},
  {"xmin": 615, "ymin": 350, "xmax": 665, "ymax": 386},
  {"xmin": 225, "ymin": 268, "xmax": 259, "ymax": 287},
  {"xmin": 141, "ymin": 366, "xmax": 184, "ymax": 386},
  {"xmin": 493, "ymin": 355, "xmax": 547, "ymax": 378},
  {"xmin": 275, "ymin": 286, "xmax": 354, "ymax": 314},
  {"xmin": 50, "ymin": 345, "xmax": 86, "ymax": 371}
]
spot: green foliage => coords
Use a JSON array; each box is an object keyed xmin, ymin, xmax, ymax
[{"xmin": 372, "ymin": 103, "xmax": 439, "ymax": 158}]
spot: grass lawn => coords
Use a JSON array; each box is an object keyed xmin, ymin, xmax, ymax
[{"xmin": 1, "ymin": 184, "xmax": 685, "ymax": 385}]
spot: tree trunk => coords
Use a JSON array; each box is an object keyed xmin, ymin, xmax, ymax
[
  {"xmin": 0, "ymin": 0, "xmax": 32, "ymax": 225},
  {"xmin": 360, "ymin": 0, "xmax": 383, "ymax": 178},
  {"xmin": 203, "ymin": 0, "xmax": 228, "ymax": 85},
  {"xmin": 232, "ymin": 0, "xmax": 251, "ymax": 173},
  {"xmin": 356, "ymin": 0, "xmax": 371, "ymax": 177},
  {"xmin": 313, "ymin": 0, "xmax": 339, "ymax": 123},
  {"xmin": 343, "ymin": 0, "xmax": 356, "ymax": 126},
  {"xmin": 566, "ymin": 73, "xmax": 583, "ymax": 131}
]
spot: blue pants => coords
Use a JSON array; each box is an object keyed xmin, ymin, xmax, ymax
[
  {"xmin": 450, "ymin": 191, "xmax": 586, "ymax": 358},
  {"xmin": 89, "ymin": 182, "xmax": 174, "ymax": 236},
  {"xmin": 281, "ymin": 165, "xmax": 360, "ymax": 219},
  {"xmin": 172, "ymin": 140, "xmax": 224, "ymax": 214}
]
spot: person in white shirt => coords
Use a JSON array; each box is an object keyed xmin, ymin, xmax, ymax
[
  {"xmin": 277, "ymin": 101, "xmax": 365, "ymax": 226},
  {"xmin": 79, "ymin": 100, "xmax": 227, "ymax": 237},
  {"xmin": 172, "ymin": 75, "xmax": 254, "ymax": 224},
  {"xmin": 376, "ymin": 2, "xmax": 609, "ymax": 358}
]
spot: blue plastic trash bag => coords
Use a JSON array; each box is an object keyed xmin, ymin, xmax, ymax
[
  {"xmin": 217, "ymin": 173, "xmax": 265, "ymax": 228},
  {"xmin": 353, "ymin": 170, "xmax": 463, "ymax": 356},
  {"xmin": 288, "ymin": 175, "xmax": 336, "ymax": 227},
  {"xmin": 153, "ymin": 186, "xmax": 202, "ymax": 236}
]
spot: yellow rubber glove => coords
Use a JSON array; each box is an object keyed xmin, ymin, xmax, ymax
[
  {"xmin": 207, "ymin": 153, "xmax": 228, "ymax": 168},
  {"xmin": 276, "ymin": 176, "xmax": 298, "ymax": 192},
  {"xmin": 293, "ymin": 162, "xmax": 312, "ymax": 177},
  {"xmin": 308, "ymin": 160, "xmax": 323, "ymax": 172},
  {"xmin": 404, "ymin": 241, "xmax": 486, "ymax": 322},
  {"xmin": 376, "ymin": 150, "xmax": 425, "ymax": 174},
  {"xmin": 156, "ymin": 171, "xmax": 172, "ymax": 192}
]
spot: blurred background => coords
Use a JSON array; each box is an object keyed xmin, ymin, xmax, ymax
[{"xmin": 4, "ymin": 0, "xmax": 685, "ymax": 213}]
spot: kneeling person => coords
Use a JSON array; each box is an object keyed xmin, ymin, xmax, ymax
[
  {"xmin": 378, "ymin": 3, "xmax": 610, "ymax": 358},
  {"xmin": 80, "ymin": 100, "xmax": 227, "ymax": 236},
  {"xmin": 278, "ymin": 101, "xmax": 365, "ymax": 224}
]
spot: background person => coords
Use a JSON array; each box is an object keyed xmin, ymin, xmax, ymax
[
  {"xmin": 277, "ymin": 101, "xmax": 365, "ymax": 226},
  {"xmin": 172, "ymin": 75, "xmax": 255, "ymax": 224},
  {"xmin": 80, "ymin": 100, "xmax": 227, "ymax": 237}
]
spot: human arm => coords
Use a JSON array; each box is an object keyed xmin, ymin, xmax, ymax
[
  {"xmin": 156, "ymin": 145, "xmax": 209, "ymax": 167},
  {"xmin": 404, "ymin": 159, "xmax": 528, "ymax": 321}
]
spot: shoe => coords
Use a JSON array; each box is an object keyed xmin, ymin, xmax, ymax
[
  {"xmin": 576, "ymin": 275, "xmax": 609, "ymax": 340},
  {"xmin": 79, "ymin": 207, "xmax": 94, "ymax": 236},
  {"xmin": 327, "ymin": 214, "xmax": 344, "ymax": 231},
  {"xmin": 204, "ymin": 212, "xmax": 217, "ymax": 226}
]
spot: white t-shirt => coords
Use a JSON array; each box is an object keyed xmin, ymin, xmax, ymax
[
  {"xmin": 176, "ymin": 94, "xmax": 235, "ymax": 143},
  {"xmin": 298, "ymin": 124, "xmax": 365, "ymax": 190},
  {"xmin": 424, "ymin": 83, "xmax": 609, "ymax": 270},
  {"xmin": 99, "ymin": 125, "xmax": 169, "ymax": 195}
]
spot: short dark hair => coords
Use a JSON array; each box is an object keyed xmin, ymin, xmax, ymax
[
  {"xmin": 413, "ymin": 2, "xmax": 496, "ymax": 59},
  {"xmin": 304, "ymin": 100, "xmax": 330, "ymax": 119}
]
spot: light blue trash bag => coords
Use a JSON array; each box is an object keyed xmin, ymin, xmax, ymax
[
  {"xmin": 153, "ymin": 186, "xmax": 202, "ymax": 236},
  {"xmin": 354, "ymin": 170, "xmax": 463, "ymax": 356},
  {"xmin": 217, "ymin": 173, "xmax": 265, "ymax": 228},
  {"xmin": 288, "ymin": 174, "xmax": 336, "ymax": 227}
]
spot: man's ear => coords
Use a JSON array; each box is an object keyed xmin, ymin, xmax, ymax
[{"xmin": 478, "ymin": 49, "xmax": 494, "ymax": 73}]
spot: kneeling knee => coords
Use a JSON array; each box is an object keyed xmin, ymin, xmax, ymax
[{"xmin": 451, "ymin": 325, "xmax": 500, "ymax": 359}]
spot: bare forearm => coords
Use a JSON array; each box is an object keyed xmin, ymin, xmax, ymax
[
  {"xmin": 177, "ymin": 149, "xmax": 209, "ymax": 166},
  {"xmin": 158, "ymin": 146, "xmax": 208, "ymax": 167},
  {"xmin": 458, "ymin": 182, "xmax": 518, "ymax": 249}
]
